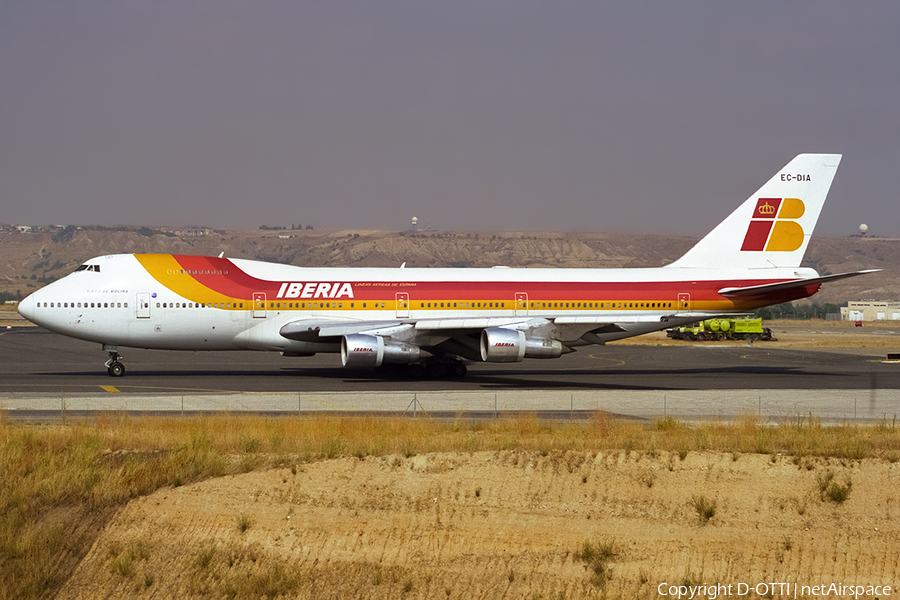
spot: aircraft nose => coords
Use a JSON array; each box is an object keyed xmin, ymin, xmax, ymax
[{"xmin": 17, "ymin": 294, "xmax": 35, "ymax": 322}]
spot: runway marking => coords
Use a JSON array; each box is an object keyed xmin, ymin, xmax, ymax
[
  {"xmin": 586, "ymin": 354, "xmax": 626, "ymax": 367},
  {"xmin": 100, "ymin": 385, "xmax": 120, "ymax": 393}
]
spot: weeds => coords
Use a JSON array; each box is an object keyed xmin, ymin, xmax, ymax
[
  {"xmin": 575, "ymin": 538, "xmax": 618, "ymax": 588},
  {"xmin": 816, "ymin": 469, "xmax": 852, "ymax": 503},
  {"xmin": 195, "ymin": 542, "xmax": 217, "ymax": 571},
  {"xmin": 237, "ymin": 513, "xmax": 253, "ymax": 533},
  {"xmin": 691, "ymin": 495, "xmax": 717, "ymax": 524},
  {"xmin": 827, "ymin": 479, "xmax": 852, "ymax": 503}
]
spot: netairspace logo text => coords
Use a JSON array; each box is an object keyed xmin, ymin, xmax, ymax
[{"xmin": 657, "ymin": 582, "xmax": 892, "ymax": 599}]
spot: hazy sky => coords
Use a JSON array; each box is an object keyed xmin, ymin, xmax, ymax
[{"xmin": 1, "ymin": 1, "xmax": 898, "ymax": 236}]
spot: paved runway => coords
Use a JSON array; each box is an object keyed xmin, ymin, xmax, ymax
[{"xmin": 2, "ymin": 327, "xmax": 899, "ymax": 422}]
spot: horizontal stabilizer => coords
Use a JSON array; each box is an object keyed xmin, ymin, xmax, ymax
[{"xmin": 717, "ymin": 269, "xmax": 880, "ymax": 298}]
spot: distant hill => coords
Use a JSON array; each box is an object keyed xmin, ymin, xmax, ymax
[{"xmin": 1, "ymin": 228, "xmax": 894, "ymax": 305}]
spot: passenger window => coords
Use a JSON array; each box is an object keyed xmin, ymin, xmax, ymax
[{"xmin": 124, "ymin": 303, "xmax": 128, "ymax": 308}]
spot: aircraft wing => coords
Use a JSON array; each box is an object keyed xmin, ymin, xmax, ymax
[
  {"xmin": 280, "ymin": 316, "xmax": 545, "ymax": 342},
  {"xmin": 280, "ymin": 319, "xmax": 405, "ymax": 342},
  {"xmin": 717, "ymin": 269, "xmax": 880, "ymax": 299}
]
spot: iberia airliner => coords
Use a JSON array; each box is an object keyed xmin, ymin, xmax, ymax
[{"xmin": 17, "ymin": 154, "xmax": 875, "ymax": 377}]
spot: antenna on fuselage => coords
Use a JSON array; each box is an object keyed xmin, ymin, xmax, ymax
[{"xmin": 218, "ymin": 252, "xmax": 225, "ymax": 258}]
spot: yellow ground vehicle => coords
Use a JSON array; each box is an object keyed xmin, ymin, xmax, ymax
[{"xmin": 666, "ymin": 318, "xmax": 776, "ymax": 341}]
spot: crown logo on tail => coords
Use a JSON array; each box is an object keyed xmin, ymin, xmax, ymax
[{"xmin": 757, "ymin": 201, "xmax": 776, "ymax": 216}]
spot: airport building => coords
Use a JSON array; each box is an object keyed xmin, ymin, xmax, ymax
[{"xmin": 841, "ymin": 301, "xmax": 900, "ymax": 321}]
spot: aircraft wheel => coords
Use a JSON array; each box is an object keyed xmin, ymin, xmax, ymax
[
  {"xmin": 107, "ymin": 362, "xmax": 125, "ymax": 377},
  {"xmin": 426, "ymin": 360, "xmax": 448, "ymax": 379},
  {"xmin": 407, "ymin": 363, "xmax": 426, "ymax": 378},
  {"xmin": 450, "ymin": 361, "xmax": 467, "ymax": 378}
]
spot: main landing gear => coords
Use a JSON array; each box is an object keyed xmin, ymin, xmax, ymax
[{"xmin": 103, "ymin": 345, "xmax": 125, "ymax": 377}]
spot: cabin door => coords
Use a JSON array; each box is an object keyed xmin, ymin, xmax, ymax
[
  {"xmin": 136, "ymin": 293, "xmax": 151, "ymax": 319},
  {"xmin": 395, "ymin": 292, "xmax": 410, "ymax": 318},
  {"xmin": 253, "ymin": 292, "xmax": 267, "ymax": 318},
  {"xmin": 515, "ymin": 292, "xmax": 528, "ymax": 316}
]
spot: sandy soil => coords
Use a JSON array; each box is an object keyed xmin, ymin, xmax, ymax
[{"xmin": 58, "ymin": 450, "xmax": 900, "ymax": 599}]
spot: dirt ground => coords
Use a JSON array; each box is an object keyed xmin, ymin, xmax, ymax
[{"xmin": 58, "ymin": 450, "xmax": 900, "ymax": 600}]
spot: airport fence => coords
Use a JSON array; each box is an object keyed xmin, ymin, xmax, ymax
[{"xmin": 2, "ymin": 389, "xmax": 899, "ymax": 424}]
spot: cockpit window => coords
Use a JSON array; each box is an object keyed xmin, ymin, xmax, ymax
[{"xmin": 74, "ymin": 265, "xmax": 100, "ymax": 273}]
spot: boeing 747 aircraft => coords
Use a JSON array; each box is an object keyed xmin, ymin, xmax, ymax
[{"xmin": 18, "ymin": 154, "xmax": 875, "ymax": 377}]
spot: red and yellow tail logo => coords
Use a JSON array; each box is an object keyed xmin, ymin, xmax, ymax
[{"xmin": 741, "ymin": 197, "xmax": 805, "ymax": 251}]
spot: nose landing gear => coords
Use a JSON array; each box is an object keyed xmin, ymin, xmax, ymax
[{"xmin": 103, "ymin": 345, "xmax": 125, "ymax": 377}]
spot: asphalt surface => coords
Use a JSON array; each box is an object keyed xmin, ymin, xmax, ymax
[{"xmin": 2, "ymin": 326, "xmax": 899, "ymax": 394}]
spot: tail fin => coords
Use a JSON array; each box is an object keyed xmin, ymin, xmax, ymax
[{"xmin": 666, "ymin": 154, "xmax": 841, "ymax": 270}]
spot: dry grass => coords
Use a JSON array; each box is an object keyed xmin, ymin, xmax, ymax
[{"xmin": 2, "ymin": 412, "xmax": 900, "ymax": 599}]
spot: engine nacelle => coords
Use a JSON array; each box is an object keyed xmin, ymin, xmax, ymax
[
  {"xmin": 480, "ymin": 328, "xmax": 565, "ymax": 362},
  {"xmin": 524, "ymin": 336, "xmax": 565, "ymax": 359},
  {"xmin": 341, "ymin": 334, "xmax": 421, "ymax": 367},
  {"xmin": 480, "ymin": 328, "xmax": 525, "ymax": 362}
]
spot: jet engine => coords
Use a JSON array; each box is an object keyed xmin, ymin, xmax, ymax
[
  {"xmin": 341, "ymin": 334, "xmax": 421, "ymax": 367},
  {"xmin": 479, "ymin": 328, "xmax": 565, "ymax": 363}
]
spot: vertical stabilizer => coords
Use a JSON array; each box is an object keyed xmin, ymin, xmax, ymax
[{"xmin": 666, "ymin": 154, "xmax": 841, "ymax": 270}]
